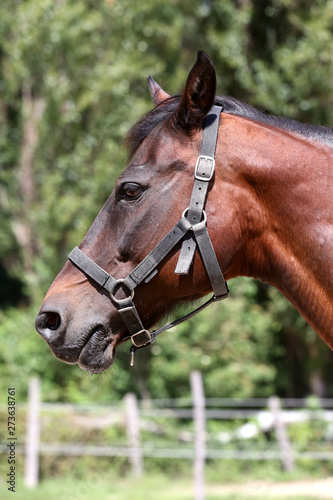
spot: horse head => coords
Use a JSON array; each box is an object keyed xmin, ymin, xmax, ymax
[
  {"xmin": 35, "ymin": 52, "xmax": 242, "ymax": 372},
  {"xmin": 35, "ymin": 51, "xmax": 333, "ymax": 372}
]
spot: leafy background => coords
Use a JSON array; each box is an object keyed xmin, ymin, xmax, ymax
[{"xmin": 0, "ymin": 0, "xmax": 333, "ymax": 404}]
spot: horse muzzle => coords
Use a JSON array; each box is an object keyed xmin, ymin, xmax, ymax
[{"xmin": 35, "ymin": 303, "xmax": 118, "ymax": 373}]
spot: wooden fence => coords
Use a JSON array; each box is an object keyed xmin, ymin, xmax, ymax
[{"xmin": 1, "ymin": 373, "xmax": 333, "ymax": 500}]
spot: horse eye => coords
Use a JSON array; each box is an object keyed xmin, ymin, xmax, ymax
[{"xmin": 122, "ymin": 183, "xmax": 142, "ymax": 200}]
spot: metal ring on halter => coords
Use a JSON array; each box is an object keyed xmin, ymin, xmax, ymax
[
  {"xmin": 182, "ymin": 208, "xmax": 207, "ymax": 229},
  {"xmin": 109, "ymin": 279, "xmax": 135, "ymax": 305}
]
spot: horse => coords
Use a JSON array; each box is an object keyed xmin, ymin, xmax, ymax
[{"xmin": 35, "ymin": 51, "xmax": 333, "ymax": 374}]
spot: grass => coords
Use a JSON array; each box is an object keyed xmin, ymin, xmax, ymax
[{"xmin": 1, "ymin": 474, "xmax": 331, "ymax": 500}]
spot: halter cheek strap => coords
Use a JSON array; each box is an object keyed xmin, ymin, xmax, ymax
[
  {"xmin": 68, "ymin": 105, "xmax": 229, "ymax": 365},
  {"xmin": 176, "ymin": 106, "xmax": 222, "ymax": 275}
]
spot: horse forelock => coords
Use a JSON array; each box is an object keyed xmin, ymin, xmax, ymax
[{"xmin": 125, "ymin": 96, "xmax": 181, "ymax": 159}]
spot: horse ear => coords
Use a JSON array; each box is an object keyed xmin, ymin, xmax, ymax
[
  {"xmin": 147, "ymin": 76, "xmax": 170, "ymax": 106},
  {"xmin": 175, "ymin": 51, "xmax": 216, "ymax": 129}
]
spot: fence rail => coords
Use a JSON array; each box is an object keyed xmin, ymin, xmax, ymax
[{"xmin": 1, "ymin": 374, "xmax": 333, "ymax": 500}]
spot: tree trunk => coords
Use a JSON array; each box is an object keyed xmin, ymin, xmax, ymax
[{"xmin": 13, "ymin": 82, "xmax": 45, "ymax": 275}]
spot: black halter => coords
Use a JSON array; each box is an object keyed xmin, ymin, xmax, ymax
[{"xmin": 68, "ymin": 105, "xmax": 229, "ymax": 365}]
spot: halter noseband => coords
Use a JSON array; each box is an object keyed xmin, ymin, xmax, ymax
[{"xmin": 68, "ymin": 105, "xmax": 229, "ymax": 365}]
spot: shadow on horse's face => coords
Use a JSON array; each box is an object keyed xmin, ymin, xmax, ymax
[{"xmin": 35, "ymin": 105, "xmax": 225, "ymax": 373}]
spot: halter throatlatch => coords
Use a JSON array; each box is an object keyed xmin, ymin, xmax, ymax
[{"xmin": 68, "ymin": 105, "xmax": 229, "ymax": 366}]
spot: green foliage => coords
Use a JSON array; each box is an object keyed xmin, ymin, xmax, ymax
[
  {"xmin": 0, "ymin": 0, "xmax": 333, "ymax": 404},
  {"xmin": 148, "ymin": 278, "xmax": 277, "ymax": 399}
]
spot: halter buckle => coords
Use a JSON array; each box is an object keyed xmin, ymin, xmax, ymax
[
  {"xmin": 129, "ymin": 330, "xmax": 154, "ymax": 366},
  {"xmin": 195, "ymin": 155, "xmax": 215, "ymax": 181},
  {"xmin": 131, "ymin": 329, "xmax": 152, "ymax": 348}
]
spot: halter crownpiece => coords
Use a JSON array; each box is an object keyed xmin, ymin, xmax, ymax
[{"xmin": 68, "ymin": 105, "xmax": 229, "ymax": 366}]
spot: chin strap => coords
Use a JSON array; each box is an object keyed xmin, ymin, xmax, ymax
[{"xmin": 68, "ymin": 105, "xmax": 229, "ymax": 366}]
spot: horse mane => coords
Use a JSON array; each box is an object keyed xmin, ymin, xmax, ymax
[
  {"xmin": 218, "ymin": 95, "xmax": 333, "ymax": 149},
  {"xmin": 126, "ymin": 95, "xmax": 333, "ymax": 158}
]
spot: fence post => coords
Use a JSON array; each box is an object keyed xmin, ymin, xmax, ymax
[
  {"xmin": 24, "ymin": 376, "xmax": 41, "ymax": 488},
  {"xmin": 268, "ymin": 395, "xmax": 294, "ymax": 471},
  {"xmin": 125, "ymin": 393, "xmax": 143, "ymax": 476},
  {"xmin": 190, "ymin": 370, "xmax": 206, "ymax": 500}
]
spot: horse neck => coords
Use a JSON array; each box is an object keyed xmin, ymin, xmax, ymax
[{"xmin": 217, "ymin": 114, "xmax": 333, "ymax": 348}]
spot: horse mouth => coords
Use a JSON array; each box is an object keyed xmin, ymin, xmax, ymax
[
  {"xmin": 48, "ymin": 325, "xmax": 116, "ymax": 374},
  {"xmin": 77, "ymin": 325, "xmax": 116, "ymax": 373}
]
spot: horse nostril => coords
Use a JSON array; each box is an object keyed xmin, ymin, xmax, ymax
[
  {"xmin": 44, "ymin": 312, "xmax": 61, "ymax": 331},
  {"xmin": 35, "ymin": 311, "xmax": 62, "ymax": 341}
]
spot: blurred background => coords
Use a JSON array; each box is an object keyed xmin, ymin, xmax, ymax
[{"xmin": 0, "ymin": 0, "xmax": 333, "ymax": 498}]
